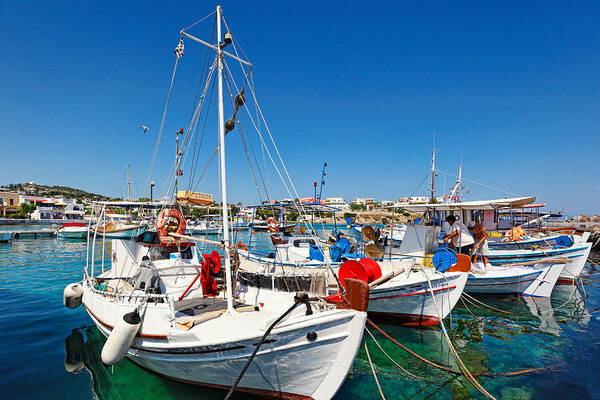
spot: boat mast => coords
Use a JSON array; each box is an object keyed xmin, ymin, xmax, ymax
[
  {"xmin": 127, "ymin": 163, "xmax": 131, "ymax": 201},
  {"xmin": 175, "ymin": 128, "xmax": 183, "ymax": 198},
  {"xmin": 429, "ymin": 133, "xmax": 436, "ymax": 203},
  {"xmin": 216, "ymin": 5, "xmax": 234, "ymax": 314},
  {"xmin": 456, "ymin": 163, "xmax": 462, "ymax": 202}
]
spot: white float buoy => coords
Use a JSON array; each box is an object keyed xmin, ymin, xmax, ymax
[
  {"xmin": 101, "ymin": 310, "xmax": 141, "ymax": 365},
  {"xmin": 63, "ymin": 283, "xmax": 84, "ymax": 309}
]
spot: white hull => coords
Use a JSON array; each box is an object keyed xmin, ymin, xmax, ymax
[
  {"xmin": 98, "ymin": 226, "xmax": 147, "ymax": 239},
  {"xmin": 485, "ymin": 243, "xmax": 591, "ymax": 282},
  {"xmin": 237, "ymin": 253, "xmax": 467, "ymax": 326},
  {"xmin": 57, "ymin": 229, "xmax": 88, "ymax": 239},
  {"xmin": 465, "ymin": 262, "xmax": 564, "ymax": 297},
  {"xmin": 368, "ymin": 269, "xmax": 467, "ymax": 326},
  {"xmin": 83, "ymin": 286, "xmax": 365, "ymax": 400}
]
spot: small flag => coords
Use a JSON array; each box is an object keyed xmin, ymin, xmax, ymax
[{"xmin": 174, "ymin": 38, "xmax": 184, "ymax": 59}]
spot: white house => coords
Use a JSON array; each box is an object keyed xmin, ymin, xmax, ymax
[{"xmin": 324, "ymin": 197, "xmax": 349, "ymax": 210}]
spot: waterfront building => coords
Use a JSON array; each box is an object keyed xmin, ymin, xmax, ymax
[
  {"xmin": 23, "ymin": 196, "xmax": 85, "ymax": 220},
  {"xmin": 352, "ymin": 198, "xmax": 375, "ymax": 206},
  {"xmin": 0, "ymin": 191, "xmax": 21, "ymax": 216},
  {"xmin": 324, "ymin": 197, "xmax": 349, "ymax": 210}
]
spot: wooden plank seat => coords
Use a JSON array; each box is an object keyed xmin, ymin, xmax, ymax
[{"xmin": 174, "ymin": 297, "xmax": 258, "ymax": 330}]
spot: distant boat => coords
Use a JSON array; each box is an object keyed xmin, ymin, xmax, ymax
[
  {"xmin": 56, "ymin": 222, "xmax": 88, "ymax": 239},
  {"xmin": 96, "ymin": 214, "xmax": 147, "ymax": 239},
  {"xmin": 0, "ymin": 232, "xmax": 11, "ymax": 243}
]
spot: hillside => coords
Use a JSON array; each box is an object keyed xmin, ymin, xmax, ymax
[{"xmin": 2, "ymin": 183, "xmax": 112, "ymax": 202}]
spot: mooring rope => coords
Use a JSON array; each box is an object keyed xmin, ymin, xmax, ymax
[
  {"xmin": 462, "ymin": 293, "xmax": 514, "ymax": 314},
  {"xmin": 421, "ymin": 271, "xmax": 497, "ymax": 399},
  {"xmin": 365, "ymin": 327, "xmax": 438, "ymax": 383},
  {"xmin": 364, "ymin": 340, "xmax": 386, "ymax": 400},
  {"xmin": 366, "ymin": 319, "xmax": 558, "ymax": 378}
]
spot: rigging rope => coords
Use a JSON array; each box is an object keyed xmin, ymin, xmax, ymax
[
  {"xmin": 180, "ymin": 10, "xmax": 216, "ymax": 33},
  {"xmin": 145, "ymin": 56, "xmax": 180, "ymax": 194},
  {"xmin": 436, "ymin": 169, "xmax": 521, "ymax": 197}
]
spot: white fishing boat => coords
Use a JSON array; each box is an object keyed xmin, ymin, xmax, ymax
[
  {"xmin": 237, "ymin": 204, "xmax": 468, "ymax": 326},
  {"xmin": 96, "ymin": 213, "xmax": 147, "ymax": 239},
  {"xmin": 56, "ymin": 222, "xmax": 89, "ymax": 239},
  {"xmin": 465, "ymin": 260, "xmax": 566, "ymax": 297},
  {"xmin": 186, "ymin": 218, "xmax": 222, "ymax": 235},
  {"xmin": 400, "ymin": 198, "xmax": 592, "ymax": 283},
  {"xmin": 64, "ymin": 8, "xmax": 369, "ymax": 399}
]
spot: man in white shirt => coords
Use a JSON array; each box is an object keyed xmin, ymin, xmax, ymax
[{"xmin": 442, "ymin": 215, "xmax": 475, "ymax": 254}]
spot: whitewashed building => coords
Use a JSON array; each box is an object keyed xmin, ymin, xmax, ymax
[{"xmin": 324, "ymin": 197, "xmax": 349, "ymax": 210}]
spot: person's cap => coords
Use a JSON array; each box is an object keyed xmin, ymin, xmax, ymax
[{"xmin": 468, "ymin": 221, "xmax": 476, "ymax": 228}]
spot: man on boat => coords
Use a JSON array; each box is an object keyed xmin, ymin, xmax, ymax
[
  {"xmin": 442, "ymin": 215, "xmax": 474, "ymax": 254},
  {"xmin": 469, "ymin": 220, "xmax": 490, "ymax": 271}
]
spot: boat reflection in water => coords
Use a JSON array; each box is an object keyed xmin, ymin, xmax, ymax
[{"xmin": 64, "ymin": 327, "xmax": 254, "ymax": 400}]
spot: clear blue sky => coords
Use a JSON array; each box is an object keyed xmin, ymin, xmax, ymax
[{"xmin": 1, "ymin": 1, "xmax": 599, "ymax": 214}]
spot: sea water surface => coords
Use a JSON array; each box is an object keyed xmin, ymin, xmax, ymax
[{"xmin": 0, "ymin": 225, "xmax": 599, "ymax": 399}]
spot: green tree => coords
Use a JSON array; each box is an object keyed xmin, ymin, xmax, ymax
[{"xmin": 15, "ymin": 203, "xmax": 36, "ymax": 218}]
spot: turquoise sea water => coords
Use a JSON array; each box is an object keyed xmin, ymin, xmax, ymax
[{"xmin": 0, "ymin": 226, "xmax": 599, "ymax": 399}]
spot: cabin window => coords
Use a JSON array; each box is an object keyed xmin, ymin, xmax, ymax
[
  {"xmin": 9, "ymin": 199, "xmax": 14, "ymax": 206},
  {"xmin": 293, "ymin": 239, "xmax": 315, "ymax": 247}
]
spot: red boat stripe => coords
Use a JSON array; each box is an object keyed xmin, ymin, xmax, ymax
[{"xmin": 370, "ymin": 285, "xmax": 456, "ymax": 300}]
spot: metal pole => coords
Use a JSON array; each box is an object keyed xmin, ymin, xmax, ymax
[
  {"xmin": 248, "ymin": 208, "xmax": 255, "ymax": 251},
  {"xmin": 216, "ymin": 5, "xmax": 234, "ymax": 314}
]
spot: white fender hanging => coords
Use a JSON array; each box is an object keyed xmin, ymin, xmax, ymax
[
  {"xmin": 63, "ymin": 283, "xmax": 84, "ymax": 309},
  {"xmin": 101, "ymin": 310, "xmax": 141, "ymax": 365}
]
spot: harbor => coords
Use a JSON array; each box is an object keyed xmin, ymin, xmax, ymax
[
  {"xmin": 2, "ymin": 2, "xmax": 600, "ymax": 400},
  {"xmin": 1, "ymin": 226, "xmax": 599, "ymax": 399}
]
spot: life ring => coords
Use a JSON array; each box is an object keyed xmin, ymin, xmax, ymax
[
  {"xmin": 237, "ymin": 242, "xmax": 248, "ymax": 250},
  {"xmin": 451, "ymin": 196, "xmax": 456, "ymax": 201},
  {"xmin": 156, "ymin": 208, "xmax": 186, "ymax": 237},
  {"xmin": 267, "ymin": 217, "xmax": 279, "ymax": 233},
  {"xmin": 443, "ymin": 195, "xmax": 449, "ymax": 200}
]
